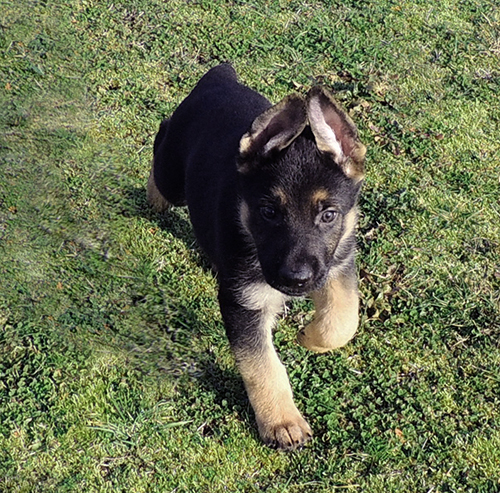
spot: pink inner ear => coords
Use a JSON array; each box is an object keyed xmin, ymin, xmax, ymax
[
  {"xmin": 252, "ymin": 116, "xmax": 287, "ymax": 153},
  {"xmin": 322, "ymin": 104, "xmax": 354, "ymax": 158},
  {"xmin": 252, "ymin": 101, "xmax": 306, "ymax": 154},
  {"xmin": 265, "ymin": 115, "xmax": 288, "ymax": 141}
]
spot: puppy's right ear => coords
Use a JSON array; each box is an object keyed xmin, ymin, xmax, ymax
[{"xmin": 238, "ymin": 95, "xmax": 307, "ymax": 173}]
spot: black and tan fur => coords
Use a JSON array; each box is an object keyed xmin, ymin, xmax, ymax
[{"xmin": 148, "ymin": 64, "xmax": 366, "ymax": 450}]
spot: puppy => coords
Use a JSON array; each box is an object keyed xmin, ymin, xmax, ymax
[{"xmin": 148, "ymin": 64, "xmax": 366, "ymax": 450}]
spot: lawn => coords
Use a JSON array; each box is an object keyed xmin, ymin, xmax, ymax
[{"xmin": 1, "ymin": 0, "xmax": 499, "ymax": 491}]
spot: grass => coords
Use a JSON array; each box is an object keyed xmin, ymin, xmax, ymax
[{"xmin": 1, "ymin": 0, "xmax": 499, "ymax": 491}]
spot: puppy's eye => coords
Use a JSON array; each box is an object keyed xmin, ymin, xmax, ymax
[
  {"xmin": 320, "ymin": 209, "xmax": 337, "ymax": 223},
  {"xmin": 260, "ymin": 206, "xmax": 277, "ymax": 221}
]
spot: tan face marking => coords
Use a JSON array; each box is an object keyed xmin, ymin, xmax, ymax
[
  {"xmin": 310, "ymin": 188, "xmax": 330, "ymax": 207},
  {"xmin": 340, "ymin": 207, "xmax": 358, "ymax": 241},
  {"xmin": 271, "ymin": 187, "xmax": 289, "ymax": 205}
]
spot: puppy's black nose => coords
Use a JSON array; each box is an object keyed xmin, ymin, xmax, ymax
[{"xmin": 279, "ymin": 264, "xmax": 313, "ymax": 289}]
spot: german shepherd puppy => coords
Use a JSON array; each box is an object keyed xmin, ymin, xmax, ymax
[{"xmin": 148, "ymin": 64, "xmax": 366, "ymax": 450}]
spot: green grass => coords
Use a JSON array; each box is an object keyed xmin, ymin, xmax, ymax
[{"xmin": 1, "ymin": 0, "xmax": 499, "ymax": 491}]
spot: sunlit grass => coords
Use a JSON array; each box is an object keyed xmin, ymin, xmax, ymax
[{"xmin": 1, "ymin": 0, "xmax": 499, "ymax": 491}]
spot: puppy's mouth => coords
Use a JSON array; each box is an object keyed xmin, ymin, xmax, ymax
[
  {"xmin": 269, "ymin": 275, "xmax": 327, "ymax": 297},
  {"xmin": 273, "ymin": 284, "xmax": 310, "ymax": 297}
]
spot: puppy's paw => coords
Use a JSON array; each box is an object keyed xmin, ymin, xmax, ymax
[
  {"xmin": 258, "ymin": 413, "xmax": 313, "ymax": 451},
  {"xmin": 298, "ymin": 317, "xmax": 357, "ymax": 353},
  {"xmin": 297, "ymin": 322, "xmax": 330, "ymax": 353},
  {"xmin": 147, "ymin": 166, "xmax": 172, "ymax": 213}
]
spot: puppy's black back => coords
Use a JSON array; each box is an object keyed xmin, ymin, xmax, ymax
[{"xmin": 154, "ymin": 64, "xmax": 271, "ymax": 262}]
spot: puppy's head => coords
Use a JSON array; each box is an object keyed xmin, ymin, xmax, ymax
[{"xmin": 237, "ymin": 88, "xmax": 366, "ymax": 296}]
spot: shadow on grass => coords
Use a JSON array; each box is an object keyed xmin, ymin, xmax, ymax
[
  {"xmin": 123, "ymin": 184, "xmax": 195, "ymax": 244},
  {"xmin": 196, "ymin": 357, "xmax": 255, "ymax": 439},
  {"xmin": 123, "ymin": 183, "xmax": 213, "ymax": 270},
  {"xmin": 121, "ymin": 183, "xmax": 257, "ymax": 436}
]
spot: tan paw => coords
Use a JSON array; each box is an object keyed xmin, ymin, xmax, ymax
[
  {"xmin": 258, "ymin": 413, "xmax": 313, "ymax": 451},
  {"xmin": 147, "ymin": 165, "xmax": 172, "ymax": 213},
  {"xmin": 298, "ymin": 317, "xmax": 357, "ymax": 353}
]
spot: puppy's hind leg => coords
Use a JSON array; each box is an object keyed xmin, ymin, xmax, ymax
[
  {"xmin": 147, "ymin": 163, "xmax": 172, "ymax": 213},
  {"xmin": 148, "ymin": 118, "xmax": 186, "ymax": 212}
]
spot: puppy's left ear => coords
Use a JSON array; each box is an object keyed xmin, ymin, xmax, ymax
[
  {"xmin": 238, "ymin": 95, "xmax": 307, "ymax": 172},
  {"xmin": 307, "ymin": 86, "xmax": 366, "ymax": 181}
]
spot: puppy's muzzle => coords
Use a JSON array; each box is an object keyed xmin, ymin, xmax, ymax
[{"xmin": 278, "ymin": 263, "xmax": 314, "ymax": 290}]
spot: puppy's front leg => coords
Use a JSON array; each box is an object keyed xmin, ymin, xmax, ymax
[
  {"xmin": 219, "ymin": 285, "xmax": 312, "ymax": 451},
  {"xmin": 298, "ymin": 269, "xmax": 359, "ymax": 353}
]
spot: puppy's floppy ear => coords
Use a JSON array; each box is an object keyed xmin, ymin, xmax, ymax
[
  {"xmin": 307, "ymin": 86, "xmax": 366, "ymax": 181},
  {"xmin": 238, "ymin": 95, "xmax": 307, "ymax": 172}
]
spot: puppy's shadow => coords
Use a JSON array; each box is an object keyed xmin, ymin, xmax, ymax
[
  {"xmin": 124, "ymin": 184, "xmax": 215, "ymax": 271},
  {"xmin": 122, "ymin": 184, "xmax": 253, "ymax": 434},
  {"xmin": 195, "ymin": 358, "xmax": 255, "ymax": 440},
  {"xmin": 124, "ymin": 185, "xmax": 196, "ymax": 246}
]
